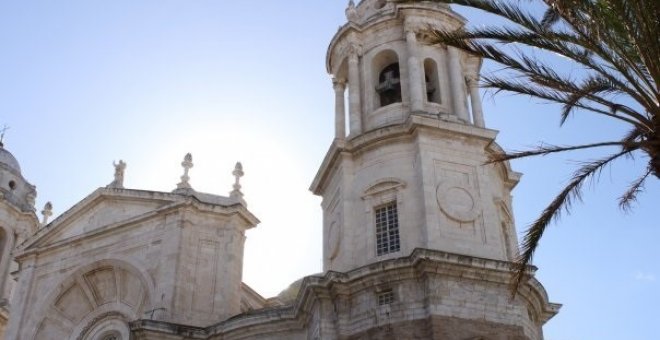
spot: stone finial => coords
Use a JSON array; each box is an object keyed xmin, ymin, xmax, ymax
[
  {"xmin": 230, "ymin": 162, "xmax": 244, "ymax": 200},
  {"xmin": 41, "ymin": 201, "xmax": 53, "ymax": 225},
  {"xmin": 174, "ymin": 153, "xmax": 194, "ymax": 193},
  {"xmin": 107, "ymin": 160, "xmax": 126, "ymax": 189},
  {"xmin": 346, "ymin": 0, "xmax": 359, "ymax": 22}
]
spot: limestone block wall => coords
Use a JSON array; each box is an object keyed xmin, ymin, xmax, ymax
[
  {"xmin": 324, "ymin": 137, "xmax": 427, "ymax": 273},
  {"xmin": 316, "ymin": 116, "xmax": 522, "ymax": 274},
  {"xmin": 129, "ymin": 249, "xmax": 559, "ymax": 340},
  {"xmin": 415, "ymin": 121, "xmax": 520, "ymax": 261},
  {"xmin": 172, "ymin": 211, "xmax": 246, "ymax": 326},
  {"xmin": 6, "ymin": 189, "xmax": 257, "ymax": 339}
]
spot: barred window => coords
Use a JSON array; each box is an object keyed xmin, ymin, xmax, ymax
[
  {"xmin": 375, "ymin": 202, "xmax": 400, "ymax": 256},
  {"xmin": 377, "ymin": 289, "xmax": 395, "ymax": 305}
]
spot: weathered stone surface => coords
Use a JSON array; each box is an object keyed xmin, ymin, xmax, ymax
[
  {"xmin": 0, "ymin": 1, "xmax": 559, "ymax": 339},
  {"xmin": 129, "ymin": 249, "xmax": 558, "ymax": 340},
  {"xmin": 5, "ymin": 188, "xmax": 257, "ymax": 339}
]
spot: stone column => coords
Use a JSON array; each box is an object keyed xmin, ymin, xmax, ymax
[
  {"xmin": 448, "ymin": 47, "xmax": 469, "ymax": 122},
  {"xmin": 333, "ymin": 80, "xmax": 347, "ymax": 140},
  {"xmin": 467, "ymin": 76, "xmax": 485, "ymax": 127},
  {"xmin": 348, "ymin": 50, "xmax": 363, "ymax": 136},
  {"xmin": 406, "ymin": 30, "xmax": 424, "ymax": 113}
]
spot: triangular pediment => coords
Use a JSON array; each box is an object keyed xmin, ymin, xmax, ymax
[{"xmin": 21, "ymin": 188, "xmax": 181, "ymax": 251}]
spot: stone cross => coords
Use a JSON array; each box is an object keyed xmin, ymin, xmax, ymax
[
  {"xmin": 230, "ymin": 162, "xmax": 244, "ymax": 199},
  {"xmin": 41, "ymin": 201, "xmax": 53, "ymax": 226},
  {"xmin": 176, "ymin": 153, "xmax": 194, "ymax": 191}
]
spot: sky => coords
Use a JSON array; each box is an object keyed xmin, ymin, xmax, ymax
[{"xmin": 0, "ymin": 1, "xmax": 658, "ymax": 339}]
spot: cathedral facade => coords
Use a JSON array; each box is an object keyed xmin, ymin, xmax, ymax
[{"xmin": 0, "ymin": 1, "xmax": 559, "ymax": 339}]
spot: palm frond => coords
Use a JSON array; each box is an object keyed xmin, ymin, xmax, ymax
[
  {"xmin": 540, "ymin": 6, "xmax": 561, "ymax": 29},
  {"xmin": 542, "ymin": 1, "xmax": 659, "ymax": 106},
  {"xmin": 419, "ymin": 0, "xmax": 659, "ymax": 108},
  {"xmin": 429, "ymin": 28, "xmax": 654, "ymax": 129},
  {"xmin": 510, "ymin": 147, "xmax": 635, "ymax": 295},
  {"xmin": 619, "ymin": 167, "xmax": 653, "ymax": 212},
  {"xmin": 487, "ymin": 141, "xmax": 630, "ymax": 164},
  {"xmin": 398, "ymin": 0, "xmax": 660, "ymax": 296},
  {"xmin": 481, "ymin": 76, "xmax": 648, "ymax": 128},
  {"xmin": 559, "ymin": 75, "xmax": 649, "ymax": 127}
]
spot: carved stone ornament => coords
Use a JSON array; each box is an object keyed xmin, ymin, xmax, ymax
[
  {"xmin": 41, "ymin": 201, "xmax": 53, "ymax": 225},
  {"xmin": 347, "ymin": 42, "xmax": 363, "ymax": 56},
  {"xmin": 230, "ymin": 162, "xmax": 244, "ymax": 199},
  {"xmin": 107, "ymin": 160, "xmax": 126, "ymax": 189},
  {"xmin": 436, "ymin": 182, "xmax": 481, "ymax": 222},
  {"xmin": 175, "ymin": 153, "xmax": 194, "ymax": 191},
  {"xmin": 346, "ymin": 0, "xmax": 359, "ymax": 22}
]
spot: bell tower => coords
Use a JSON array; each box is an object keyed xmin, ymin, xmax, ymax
[
  {"xmin": 311, "ymin": 0, "xmax": 521, "ymax": 273},
  {"xmin": 0, "ymin": 141, "xmax": 39, "ymax": 335}
]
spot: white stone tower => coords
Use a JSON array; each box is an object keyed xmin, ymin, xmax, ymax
[
  {"xmin": 307, "ymin": 2, "xmax": 559, "ymax": 339},
  {"xmin": 312, "ymin": 0, "xmax": 521, "ymax": 273},
  {"xmin": 0, "ymin": 141, "xmax": 39, "ymax": 335}
]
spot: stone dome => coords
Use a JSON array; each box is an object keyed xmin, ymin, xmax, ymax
[
  {"xmin": 277, "ymin": 277, "xmax": 305, "ymax": 304},
  {"xmin": 0, "ymin": 144, "xmax": 21, "ymax": 174},
  {"xmin": 0, "ymin": 142, "xmax": 36, "ymax": 213}
]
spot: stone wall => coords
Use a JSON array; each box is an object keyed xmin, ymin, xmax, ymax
[
  {"xmin": 6, "ymin": 188, "xmax": 257, "ymax": 339},
  {"xmin": 130, "ymin": 249, "xmax": 559, "ymax": 340}
]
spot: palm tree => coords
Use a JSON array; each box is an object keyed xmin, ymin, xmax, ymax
[{"xmin": 401, "ymin": 0, "xmax": 659, "ymax": 293}]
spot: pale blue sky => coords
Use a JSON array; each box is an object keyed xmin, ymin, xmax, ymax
[{"xmin": 1, "ymin": 1, "xmax": 657, "ymax": 339}]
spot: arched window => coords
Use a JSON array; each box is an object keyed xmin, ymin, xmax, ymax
[
  {"xmin": 363, "ymin": 178, "xmax": 406, "ymax": 258},
  {"xmin": 424, "ymin": 58, "xmax": 441, "ymax": 103},
  {"xmin": 376, "ymin": 63, "xmax": 402, "ymax": 107}
]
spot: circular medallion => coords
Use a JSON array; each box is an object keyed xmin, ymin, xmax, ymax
[{"xmin": 436, "ymin": 183, "xmax": 480, "ymax": 222}]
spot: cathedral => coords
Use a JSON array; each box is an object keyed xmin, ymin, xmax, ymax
[{"xmin": 0, "ymin": 1, "xmax": 559, "ymax": 339}]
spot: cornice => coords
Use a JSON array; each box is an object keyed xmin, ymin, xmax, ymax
[
  {"xmin": 310, "ymin": 114, "xmax": 499, "ymax": 195},
  {"xmin": 130, "ymin": 248, "xmax": 560, "ymax": 338}
]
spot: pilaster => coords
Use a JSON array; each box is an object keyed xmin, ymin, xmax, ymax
[{"xmin": 348, "ymin": 47, "xmax": 363, "ymax": 136}]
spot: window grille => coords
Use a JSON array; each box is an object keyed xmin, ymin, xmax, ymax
[
  {"xmin": 377, "ymin": 289, "xmax": 395, "ymax": 305},
  {"xmin": 375, "ymin": 202, "xmax": 400, "ymax": 256}
]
